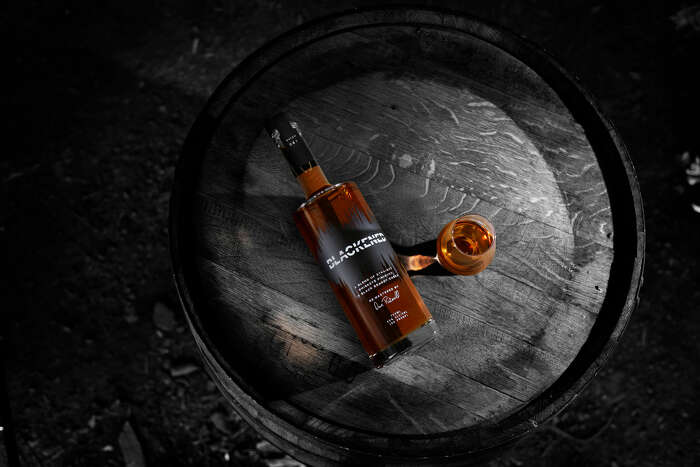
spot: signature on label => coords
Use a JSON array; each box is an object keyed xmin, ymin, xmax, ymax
[{"xmin": 373, "ymin": 290, "xmax": 400, "ymax": 310}]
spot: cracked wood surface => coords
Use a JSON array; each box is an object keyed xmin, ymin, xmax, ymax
[{"xmin": 184, "ymin": 18, "xmax": 620, "ymax": 441}]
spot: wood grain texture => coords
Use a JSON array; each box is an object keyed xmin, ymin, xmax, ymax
[{"xmin": 170, "ymin": 7, "xmax": 644, "ymax": 464}]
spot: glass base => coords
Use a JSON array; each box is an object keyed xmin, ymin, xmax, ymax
[{"xmin": 369, "ymin": 319, "xmax": 438, "ymax": 368}]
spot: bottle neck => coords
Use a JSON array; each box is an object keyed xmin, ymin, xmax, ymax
[
  {"xmin": 297, "ymin": 165, "xmax": 331, "ymax": 198},
  {"xmin": 265, "ymin": 112, "xmax": 332, "ymax": 199}
]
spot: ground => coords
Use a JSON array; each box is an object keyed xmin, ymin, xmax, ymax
[{"xmin": 3, "ymin": 1, "xmax": 699, "ymax": 466}]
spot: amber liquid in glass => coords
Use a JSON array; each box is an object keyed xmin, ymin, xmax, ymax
[
  {"xmin": 437, "ymin": 216, "xmax": 495, "ymax": 275},
  {"xmin": 449, "ymin": 220, "xmax": 493, "ymax": 256}
]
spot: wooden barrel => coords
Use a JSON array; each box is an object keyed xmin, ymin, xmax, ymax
[{"xmin": 170, "ymin": 8, "xmax": 644, "ymax": 465}]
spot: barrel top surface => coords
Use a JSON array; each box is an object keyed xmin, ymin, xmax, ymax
[{"xmin": 171, "ymin": 8, "xmax": 643, "ymax": 463}]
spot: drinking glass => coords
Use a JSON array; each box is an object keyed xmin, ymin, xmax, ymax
[
  {"xmin": 400, "ymin": 213, "xmax": 496, "ymax": 275},
  {"xmin": 436, "ymin": 214, "xmax": 495, "ymax": 275}
]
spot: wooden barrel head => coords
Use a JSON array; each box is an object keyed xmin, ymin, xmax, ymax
[{"xmin": 170, "ymin": 8, "xmax": 644, "ymax": 464}]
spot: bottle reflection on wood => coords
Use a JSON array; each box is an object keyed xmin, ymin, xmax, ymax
[{"xmin": 266, "ymin": 113, "xmax": 437, "ymax": 368}]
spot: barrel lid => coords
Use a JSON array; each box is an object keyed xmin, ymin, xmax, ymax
[{"xmin": 170, "ymin": 7, "xmax": 644, "ymax": 464}]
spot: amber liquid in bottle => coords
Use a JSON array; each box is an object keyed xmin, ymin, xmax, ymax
[{"xmin": 266, "ymin": 114, "xmax": 436, "ymax": 368}]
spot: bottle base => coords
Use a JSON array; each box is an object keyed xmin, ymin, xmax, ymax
[{"xmin": 369, "ymin": 319, "xmax": 438, "ymax": 368}]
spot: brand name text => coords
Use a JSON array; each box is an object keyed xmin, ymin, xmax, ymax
[{"xmin": 325, "ymin": 233, "xmax": 387, "ymax": 270}]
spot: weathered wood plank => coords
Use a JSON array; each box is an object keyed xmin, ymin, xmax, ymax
[
  {"xmin": 192, "ymin": 128, "xmax": 611, "ymax": 429},
  {"xmin": 201, "ymin": 124, "xmax": 611, "ymax": 311},
  {"xmin": 222, "ymin": 23, "xmax": 613, "ymax": 246},
  {"xmin": 193, "ymin": 170, "xmax": 605, "ymax": 404},
  {"xmin": 197, "ymin": 258, "xmax": 523, "ymax": 434}
]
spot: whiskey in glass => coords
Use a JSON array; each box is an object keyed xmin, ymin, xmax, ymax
[{"xmin": 436, "ymin": 214, "xmax": 495, "ymax": 275}]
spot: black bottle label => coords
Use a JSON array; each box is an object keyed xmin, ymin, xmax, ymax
[{"xmin": 315, "ymin": 210, "xmax": 401, "ymax": 301}]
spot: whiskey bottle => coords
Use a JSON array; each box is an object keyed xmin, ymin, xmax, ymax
[{"xmin": 266, "ymin": 114, "xmax": 437, "ymax": 368}]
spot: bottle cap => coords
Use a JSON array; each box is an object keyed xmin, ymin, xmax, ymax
[{"xmin": 265, "ymin": 112, "xmax": 317, "ymax": 176}]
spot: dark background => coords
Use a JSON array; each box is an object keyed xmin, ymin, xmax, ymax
[{"xmin": 3, "ymin": 1, "xmax": 699, "ymax": 466}]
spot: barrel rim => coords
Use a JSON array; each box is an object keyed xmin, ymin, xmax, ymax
[{"xmin": 169, "ymin": 6, "xmax": 645, "ymax": 463}]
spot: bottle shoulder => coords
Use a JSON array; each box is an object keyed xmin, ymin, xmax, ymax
[{"xmin": 296, "ymin": 181, "xmax": 356, "ymax": 210}]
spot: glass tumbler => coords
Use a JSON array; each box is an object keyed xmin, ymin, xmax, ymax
[{"xmin": 435, "ymin": 214, "xmax": 496, "ymax": 275}]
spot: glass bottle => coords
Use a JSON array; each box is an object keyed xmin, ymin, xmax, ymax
[{"xmin": 266, "ymin": 114, "xmax": 437, "ymax": 368}]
